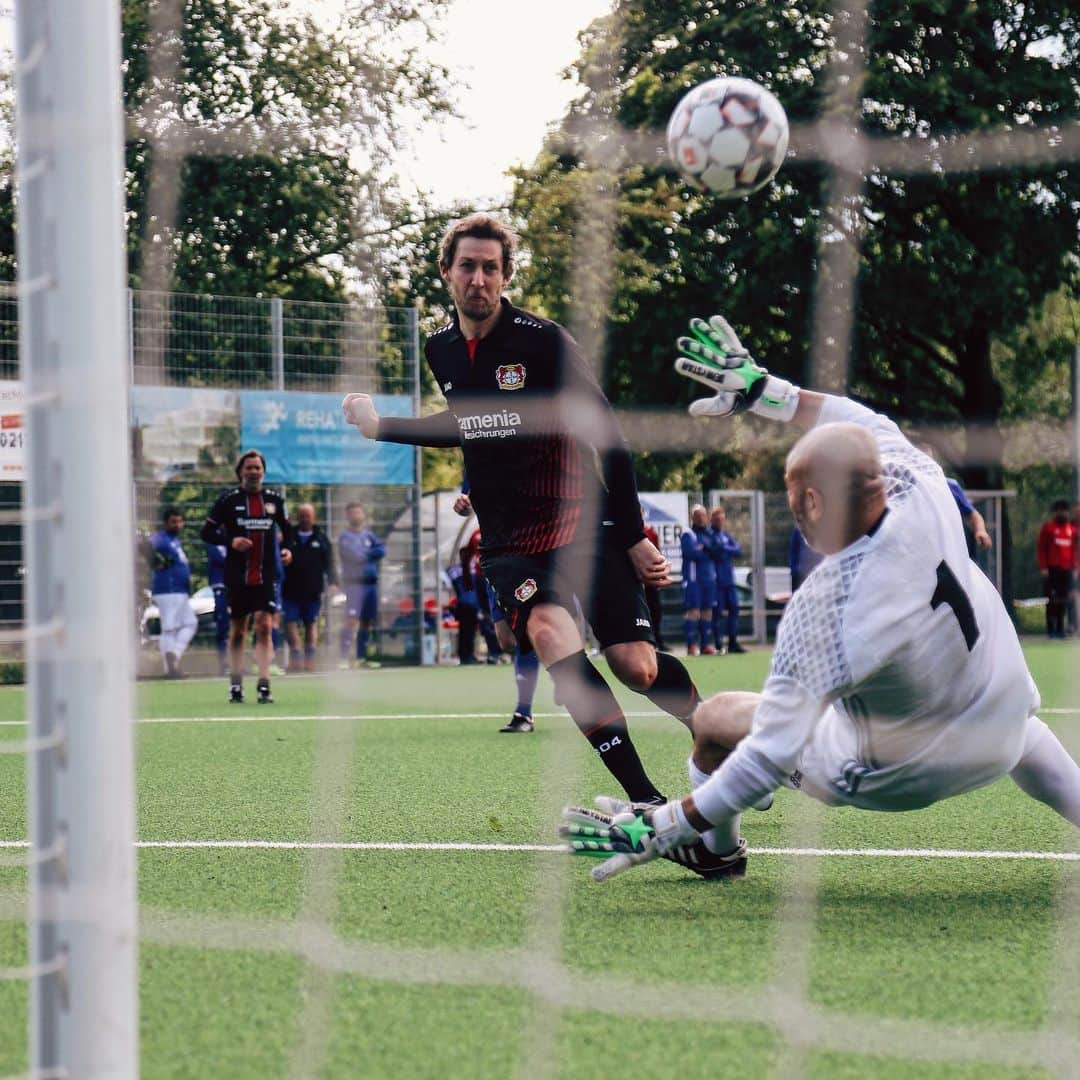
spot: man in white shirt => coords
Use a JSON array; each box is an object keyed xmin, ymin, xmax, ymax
[{"xmin": 563, "ymin": 315, "xmax": 1080, "ymax": 882}]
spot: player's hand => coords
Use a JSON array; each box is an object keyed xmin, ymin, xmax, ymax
[
  {"xmin": 341, "ymin": 393, "xmax": 380, "ymax": 438},
  {"xmin": 560, "ymin": 801, "xmax": 660, "ymax": 881},
  {"xmin": 559, "ymin": 798, "xmax": 699, "ymax": 882},
  {"xmin": 281, "ymin": 548, "xmax": 293, "ymax": 566},
  {"xmin": 674, "ymin": 315, "xmax": 798, "ymax": 422},
  {"xmin": 231, "ymin": 537, "xmax": 253, "ymax": 552},
  {"xmin": 974, "ymin": 527, "xmax": 992, "ymax": 550},
  {"xmin": 627, "ymin": 537, "xmax": 670, "ymax": 586},
  {"xmin": 452, "ymin": 493, "xmax": 472, "ymax": 517}
]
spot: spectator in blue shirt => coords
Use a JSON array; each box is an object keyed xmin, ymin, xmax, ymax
[
  {"xmin": 149, "ymin": 508, "xmax": 196, "ymax": 678},
  {"xmin": 205, "ymin": 537, "xmax": 229, "ymax": 675},
  {"xmin": 681, "ymin": 505, "xmax": 718, "ymax": 655},
  {"xmin": 946, "ymin": 478, "xmax": 993, "ymax": 554},
  {"xmin": 338, "ymin": 502, "xmax": 386, "ymax": 667},
  {"xmin": 789, "ymin": 527, "xmax": 824, "ymax": 593},
  {"xmin": 709, "ymin": 505, "xmax": 746, "ymax": 654}
]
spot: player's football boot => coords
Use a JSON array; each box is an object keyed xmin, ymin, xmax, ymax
[
  {"xmin": 701, "ymin": 644, "xmax": 717, "ymax": 655},
  {"xmin": 499, "ymin": 712, "xmax": 535, "ymax": 733},
  {"xmin": 726, "ymin": 642, "xmax": 747, "ymax": 654},
  {"xmin": 663, "ymin": 837, "xmax": 748, "ymax": 880},
  {"xmin": 257, "ymin": 680, "xmax": 273, "ymax": 705},
  {"xmin": 229, "ymin": 684, "xmax": 244, "ymax": 704},
  {"xmin": 687, "ymin": 644, "xmax": 700, "ymax": 656}
]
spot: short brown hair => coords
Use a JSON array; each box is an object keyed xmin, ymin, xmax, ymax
[
  {"xmin": 235, "ymin": 449, "xmax": 266, "ymax": 478},
  {"xmin": 439, "ymin": 213, "xmax": 517, "ymax": 277}
]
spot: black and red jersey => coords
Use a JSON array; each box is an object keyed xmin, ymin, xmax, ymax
[
  {"xmin": 378, "ymin": 299, "xmax": 644, "ymax": 557},
  {"xmin": 201, "ymin": 486, "xmax": 290, "ymax": 588}
]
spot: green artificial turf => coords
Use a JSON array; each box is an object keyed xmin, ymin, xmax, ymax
[{"xmin": 0, "ymin": 643, "xmax": 1075, "ymax": 1076}]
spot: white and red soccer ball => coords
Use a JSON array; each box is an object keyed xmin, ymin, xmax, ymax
[{"xmin": 666, "ymin": 76, "xmax": 789, "ymax": 198}]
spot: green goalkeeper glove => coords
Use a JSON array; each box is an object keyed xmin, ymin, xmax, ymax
[
  {"xmin": 559, "ymin": 797, "xmax": 699, "ymax": 882},
  {"xmin": 674, "ymin": 315, "xmax": 800, "ymax": 421}
]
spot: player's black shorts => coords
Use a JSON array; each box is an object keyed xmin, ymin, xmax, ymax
[
  {"xmin": 226, "ymin": 583, "xmax": 280, "ymax": 619},
  {"xmin": 482, "ymin": 536, "xmax": 654, "ymax": 652}
]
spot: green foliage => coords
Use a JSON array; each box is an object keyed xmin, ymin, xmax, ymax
[
  {"xmin": 121, "ymin": 0, "xmax": 451, "ymax": 301},
  {"xmin": 1, "ymin": 0, "xmax": 452, "ymax": 305},
  {"xmin": 510, "ymin": 0, "xmax": 1080, "ymax": 495},
  {"xmin": 0, "ymin": 662, "xmax": 23, "ymax": 685},
  {"xmin": 990, "ymin": 283, "xmax": 1079, "ymax": 598}
]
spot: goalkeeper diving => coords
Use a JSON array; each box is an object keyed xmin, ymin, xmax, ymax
[{"xmin": 562, "ymin": 315, "xmax": 1080, "ymax": 882}]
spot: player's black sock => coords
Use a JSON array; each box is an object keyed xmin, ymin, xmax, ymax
[
  {"xmin": 547, "ymin": 650, "xmax": 664, "ymax": 804},
  {"xmin": 641, "ymin": 652, "xmax": 701, "ymax": 730},
  {"xmin": 229, "ymin": 673, "xmax": 243, "ymax": 689}
]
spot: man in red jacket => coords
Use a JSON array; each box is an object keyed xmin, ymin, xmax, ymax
[{"xmin": 1037, "ymin": 499, "xmax": 1078, "ymax": 638}]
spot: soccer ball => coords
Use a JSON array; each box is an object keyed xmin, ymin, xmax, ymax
[{"xmin": 666, "ymin": 76, "xmax": 789, "ymax": 198}]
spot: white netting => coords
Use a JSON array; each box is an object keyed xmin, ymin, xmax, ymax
[{"xmin": 5, "ymin": 0, "xmax": 1079, "ymax": 1076}]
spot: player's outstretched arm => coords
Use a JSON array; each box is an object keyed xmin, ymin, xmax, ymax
[
  {"xmin": 673, "ymin": 315, "xmax": 823, "ymax": 427},
  {"xmin": 342, "ymin": 393, "xmax": 461, "ymax": 448}
]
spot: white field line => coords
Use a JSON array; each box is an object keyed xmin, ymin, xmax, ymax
[
  {"xmin": 0, "ymin": 707, "xmax": 1076, "ymax": 728},
  {"xmin": 0, "ymin": 839, "xmax": 1076, "ymax": 860}
]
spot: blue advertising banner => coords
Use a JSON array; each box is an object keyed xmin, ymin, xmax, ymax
[{"xmin": 241, "ymin": 391, "xmax": 415, "ymax": 485}]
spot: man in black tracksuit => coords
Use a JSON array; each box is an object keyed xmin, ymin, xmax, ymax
[
  {"xmin": 342, "ymin": 213, "xmax": 707, "ymax": 828},
  {"xmin": 282, "ymin": 502, "xmax": 336, "ymax": 671}
]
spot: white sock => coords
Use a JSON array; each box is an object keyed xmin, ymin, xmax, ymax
[
  {"xmin": 687, "ymin": 755, "xmax": 741, "ymax": 855},
  {"xmin": 688, "ymin": 755, "xmax": 711, "ymax": 790},
  {"xmin": 1009, "ymin": 717, "xmax": 1080, "ymax": 828},
  {"xmin": 690, "ymin": 755, "xmax": 773, "ymax": 812}
]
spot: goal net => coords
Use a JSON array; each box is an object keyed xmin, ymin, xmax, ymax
[{"xmin": 3, "ymin": 0, "xmax": 1078, "ymax": 1076}]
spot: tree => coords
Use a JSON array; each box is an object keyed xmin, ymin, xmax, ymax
[
  {"xmin": 992, "ymin": 279, "xmax": 1080, "ymax": 599},
  {"xmin": 0, "ymin": 1, "xmax": 452, "ymax": 304},
  {"xmin": 510, "ymin": 1, "xmax": 1080, "ymax": 499},
  {"xmin": 123, "ymin": 0, "xmax": 452, "ymax": 301}
]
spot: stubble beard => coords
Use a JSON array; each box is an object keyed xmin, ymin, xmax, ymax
[{"xmin": 459, "ymin": 291, "xmax": 496, "ymax": 322}]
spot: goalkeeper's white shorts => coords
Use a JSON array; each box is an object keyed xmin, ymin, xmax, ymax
[{"xmin": 791, "ymin": 701, "xmax": 1032, "ymax": 813}]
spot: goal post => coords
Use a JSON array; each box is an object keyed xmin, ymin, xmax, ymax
[{"xmin": 15, "ymin": 0, "xmax": 138, "ymax": 1075}]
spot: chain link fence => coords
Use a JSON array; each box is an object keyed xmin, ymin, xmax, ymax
[
  {"xmin": 130, "ymin": 290, "xmax": 417, "ymax": 394},
  {"xmin": 0, "ymin": 288, "xmax": 423, "ymax": 667}
]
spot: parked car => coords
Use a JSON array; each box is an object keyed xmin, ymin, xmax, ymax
[{"xmin": 734, "ymin": 566, "xmax": 791, "ymax": 640}]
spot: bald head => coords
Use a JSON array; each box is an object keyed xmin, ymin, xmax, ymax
[{"xmin": 785, "ymin": 423, "xmax": 887, "ymax": 554}]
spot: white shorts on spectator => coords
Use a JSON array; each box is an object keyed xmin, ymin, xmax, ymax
[{"xmin": 153, "ymin": 592, "xmax": 198, "ymax": 676}]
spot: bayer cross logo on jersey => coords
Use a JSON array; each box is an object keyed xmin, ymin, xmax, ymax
[
  {"xmin": 495, "ymin": 363, "xmax": 526, "ymax": 390},
  {"xmin": 514, "ymin": 578, "xmax": 538, "ymax": 602}
]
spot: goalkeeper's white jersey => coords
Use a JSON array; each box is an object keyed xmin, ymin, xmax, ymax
[{"xmin": 711, "ymin": 396, "xmax": 1038, "ymax": 814}]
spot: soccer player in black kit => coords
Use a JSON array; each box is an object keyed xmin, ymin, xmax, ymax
[
  {"xmin": 201, "ymin": 449, "xmax": 292, "ymax": 704},
  {"xmin": 343, "ymin": 213, "xmax": 702, "ymax": 811}
]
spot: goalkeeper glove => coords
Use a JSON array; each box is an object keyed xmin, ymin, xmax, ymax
[
  {"xmin": 674, "ymin": 315, "xmax": 800, "ymax": 422},
  {"xmin": 559, "ymin": 797, "xmax": 699, "ymax": 882}
]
